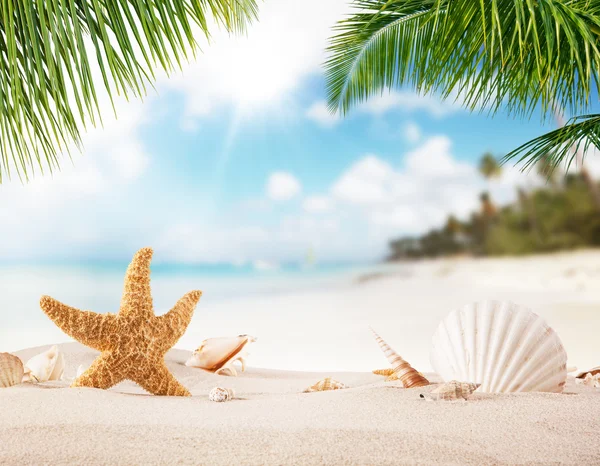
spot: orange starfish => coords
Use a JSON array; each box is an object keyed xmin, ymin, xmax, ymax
[{"xmin": 40, "ymin": 247, "xmax": 202, "ymax": 396}]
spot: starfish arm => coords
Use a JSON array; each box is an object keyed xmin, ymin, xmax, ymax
[
  {"xmin": 40, "ymin": 296, "xmax": 117, "ymax": 352},
  {"xmin": 130, "ymin": 361, "xmax": 191, "ymax": 396},
  {"xmin": 72, "ymin": 352, "xmax": 126, "ymax": 390},
  {"xmin": 156, "ymin": 290, "xmax": 202, "ymax": 348},
  {"xmin": 119, "ymin": 247, "xmax": 154, "ymax": 318}
]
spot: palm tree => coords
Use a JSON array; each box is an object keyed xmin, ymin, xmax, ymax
[
  {"xmin": 478, "ymin": 153, "xmax": 502, "ymax": 181},
  {"xmin": 325, "ymin": 1, "xmax": 600, "ymax": 173},
  {"xmin": 0, "ymin": 0, "xmax": 258, "ymax": 182}
]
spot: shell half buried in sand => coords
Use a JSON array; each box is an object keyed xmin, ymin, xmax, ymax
[
  {"xmin": 575, "ymin": 366, "xmax": 600, "ymax": 379},
  {"xmin": 304, "ymin": 377, "xmax": 347, "ymax": 393},
  {"xmin": 209, "ymin": 387, "xmax": 235, "ymax": 402},
  {"xmin": 22, "ymin": 345, "xmax": 65, "ymax": 383},
  {"xmin": 430, "ymin": 301, "xmax": 567, "ymax": 393},
  {"xmin": 185, "ymin": 335, "xmax": 256, "ymax": 376},
  {"xmin": 371, "ymin": 328, "xmax": 429, "ymax": 388},
  {"xmin": 0, "ymin": 353, "xmax": 24, "ymax": 388},
  {"xmin": 420, "ymin": 381, "xmax": 480, "ymax": 401}
]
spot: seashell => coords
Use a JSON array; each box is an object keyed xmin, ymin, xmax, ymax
[
  {"xmin": 575, "ymin": 366, "xmax": 600, "ymax": 379},
  {"xmin": 304, "ymin": 377, "xmax": 347, "ymax": 393},
  {"xmin": 420, "ymin": 381, "xmax": 480, "ymax": 401},
  {"xmin": 372, "ymin": 368, "xmax": 400, "ymax": 381},
  {"xmin": 22, "ymin": 345, "xmax": 64, "ymax": 383},
  {"xmin": 576, "ymin": 373, "xmax": 600, "ymax": 388},
  {"xmin": 430, "ymin": 301, "xmax": 567, "ymax": 393},
  {"xmin": 185, "ymin": 335, "xmax": 256, "ymax": 377},
  {"xmin": 0, "ymin": 353, "xmax": 24, "ymax": 388},
  {"xmin": 371, "ymin": 328, "xmax": 429, "ymax": 388},
  {"xmin": 209, "ymin": 387, "xmax": 235, "ymax": 402}
]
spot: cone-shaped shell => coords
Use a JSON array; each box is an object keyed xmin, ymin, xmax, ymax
[
  {"xmin": 430, "ymin": 301, "xmax": 567, "ymax": 393},
  {"xmin": 185, "ymin": 335, "xmax": 256, "ymax": 374},
  {"xmin": 0, "ymin": 353, "xmax": 24, "ymax": 388},
  {"xmin": 209, "ymin": 387, "xmax": 235, "ymax": 402},
  {"xmin": 304, "ymin": 377, "xmax": 347, "ymax": 393},
  {"xmin": 371, "ymin": 328, "xmax": 429, "ymax": 388},
  {"xmin": 420, "ymin": 381, "xmax": 480, "ymax": 401},
  {"xmin": 23, "ymin": 345, "xmax": 64, "ymax": 383}
]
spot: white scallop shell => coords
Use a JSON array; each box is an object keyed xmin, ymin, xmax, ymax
[
  {"xmin": 0, "ymin": 353, "xmax": 24, "ymax": 388},
  {"xmin": 23, "ymin": 345, "xmax": 65, "ymax": 383},
  {"xmin": 430, "ymin": 301, "xmax": 567, "ymax": 393},
  {"xmin": 209, "ymin": 387, "xmax": 234, "ymax": 402}
]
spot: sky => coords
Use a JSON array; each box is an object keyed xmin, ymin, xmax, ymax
[{"xmin": 0, "ymin": 0, "xmax": 598, "ymax": 265}]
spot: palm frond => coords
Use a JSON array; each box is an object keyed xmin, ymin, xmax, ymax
[
  {"xmin": 0, "ymin": 0, "xmax": 259, "ymax": 182},
  {"xmin": 502, "ymin": 113, "xmax": 600, "ymax": 171},
  {"xmin": 325, "ymin": 0, "xmax": 600, "ymax": 168}
]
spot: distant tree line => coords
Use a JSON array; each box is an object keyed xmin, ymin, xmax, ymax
[{"xmin": 388, "ymin": 154, "xmax": 600, "ymax": 261}]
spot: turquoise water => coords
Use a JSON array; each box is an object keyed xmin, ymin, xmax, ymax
[{"xmin": 0, "ymin": 260, "xmax": 399, "ymax": 353}]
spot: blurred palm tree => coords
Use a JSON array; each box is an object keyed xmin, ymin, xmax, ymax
[
  {"xmin": 478, "ymin": 153, "xmax": 502, "ymax": 180},
  {"xmin": 536, "ymin": 154, "xmax": 561, "ymax": 189},
  {"xmin": 479, "ymin": 192, "xmax": 496, "ymax": 219},
  {"xmin": 0, "ymin": 0, "xmax": 258, "ymax": 182},
  {"xmin": 325, "ymin": 0, "xmax": 600, "ymax": 173}
]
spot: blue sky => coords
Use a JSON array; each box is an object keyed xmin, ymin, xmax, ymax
[{"xmin": 0, "ymin": 0, "xmax": 598, "ymax": 265}]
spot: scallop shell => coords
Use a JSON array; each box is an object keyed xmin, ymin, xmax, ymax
[
  {"xmin": 185, "ymin": 335, "xmax": 256, "ymax": 376},
  {"xmin": 209, "ymin": 387, "xmax": 235, "ymax": 402},
  {"xmin": 420, "ymin": 381, "xmax": 480, "ymax": 401},
  {"xmin": 0, "ymin": 353, "xmax": 24, "ymax": 388},
  {"xmin": 430, "ymin": 301, "xmax": 567, "ymax": 393},
  {"xmin": 23, "ymin": 345, "xmax": 65, "ymax": 383},
  {"xmin": 304, "ymin": 377, "xmax": 347, "ymax": 393},
  {"xmin": 371, "ymin": 328, "xmax": 429, "ymax": 388}
]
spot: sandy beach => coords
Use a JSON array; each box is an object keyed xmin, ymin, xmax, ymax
[
  {"xmin": 2, "ymin": 251, "xmax": 600, "ymax": 465},
  {"xmin": 0, "ymin": 343, "xmax": 598, "ymax": 465}
]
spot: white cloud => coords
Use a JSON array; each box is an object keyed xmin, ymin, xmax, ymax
[
  {"xmin": 162, "ymin": 0, "xmax": 350, "ymax": 123},
  {"xmin": 403, "ymin": 122, "xmax": 421, "ymax": 144},
  {"xmin": 306, "ymin": 101, "xmax": 340, "ymax": 127},
  {"xmin": 267, "ymin": 172, "xmax": 302, "ymax": 201},
  {"xmin": 303, "ymin": 196, "xmax": 334, "ymax": 213},
  {"xmin": 332, "ymin": 156, "xmax": 394, "ymax": 204},
  {"xmin": 328, "ymin": 136, "xmax": 543, "ymax": 236}
]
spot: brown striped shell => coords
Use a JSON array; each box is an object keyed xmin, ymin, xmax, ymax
[
  {"xmin": 0, "ymin": 353, "xmax": 24, "ymax": 388},
  {"xmin": 371, "ymin": 328, "xmax": 429, "ymax": 388}
]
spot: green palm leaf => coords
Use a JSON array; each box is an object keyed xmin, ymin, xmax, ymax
[
  {"xmin": 0, "ymin": 0, "xmax": 258, "ymax": 182},
  {"xmin": 325, "ymin": 0, "xmax": 600, "ymax": 170}
]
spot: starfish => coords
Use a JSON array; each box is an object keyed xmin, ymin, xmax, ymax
[{"xmin": 39, "ymin": 247, "xmax": 202, "ymax": 396}]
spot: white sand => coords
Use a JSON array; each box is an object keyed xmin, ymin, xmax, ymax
[
  {"xmin": 0, "ymin": 343, "xmax": 599, "ymax": 465},
  {"xmin": 2, "ymin": 251, "xmax": 600, "ymax": 464}
]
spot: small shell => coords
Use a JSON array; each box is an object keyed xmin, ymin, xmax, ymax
[
  {"xmin": 23, "ymin": 345, "xmax": 64, "ymax": 383},
  {"xmin": 209, "ymin": 387, "xmax": 234, "ymax": 402},
  {"xmin": 371, "ymin": 328, "xmax": 429, "ymax": 388},
  {"xmin": 575, "ymin": 366, "xmax": 600, "ymax": 379},
  {"xmin": 0, "ymin": 353, "xmax": 24, "ymax": 388},
  {"xmin": 304, "ymin": 377, "xmax": 347, "ymax": 393},
  {"xmin": 576, "ymin": 373, "xmax": 600, "ymax": 388},
  {"xmin": 420, "ymin": 381, "xmax": 480, "ymax": 401},
  {"xmin": 186, "ymin": 335, "xmax": 257, "ymax": 377}
]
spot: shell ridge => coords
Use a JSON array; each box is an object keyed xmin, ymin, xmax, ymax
[
  {"xmin": 497, "ymin": 307, "xmax": 538, "ymax": 392},
  {"xmin": 489, "ymin": 302, "xmax": 519, "ymax": 391}
]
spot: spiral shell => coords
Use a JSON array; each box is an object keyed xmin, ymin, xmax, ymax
[
  {"xmin": 430, "ymin": 301, "xmax": 567, "ymax": 393},
  {"xmin": 0, "ymin": 353, "xmax": 24, "ymax": 388},
  {"xmin": 420, "ymin": 381, "xmax": 480, "ymax": 401},
  {"xmin": 371, "ymin": 328, "xmax": 429, "ymax": 388},
  {"xmin": 209, "ymin": 387, "xmax": 235, "ymax": 402}
]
